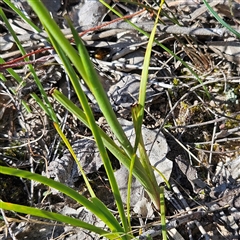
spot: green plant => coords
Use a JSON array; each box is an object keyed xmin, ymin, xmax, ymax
[{"xmin": 0, "ymin": 0, "xmax": 169, "ymax": 239}]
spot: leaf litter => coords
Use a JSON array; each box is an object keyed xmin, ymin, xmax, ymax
[{"xmin": 0, "ymin": 0, "xmax": 240, "ymax": 239}]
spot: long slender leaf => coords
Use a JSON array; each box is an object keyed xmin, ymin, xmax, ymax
[
  {"xmin": 160, "ymin": 186, "xmax": 167, "ymax": 240},
  {"xmin": 3, "ymin": 0, "xmax": 41, "ymax": 33},
  {"xmin": 53, "ymin": 122, "xmax": 96, "ymax": 197},
  {"xmin": 203, "ymin": 0, "xmax": 240, "ymax": 38},
  {"xmin": 0, "ymin": 166, "xmax": 123, "ymax": 233},
  {"xmin": 134, "ymin": 0, "xmax": 164, "ymax": 150},
  {"xmin": 66, "ymin": 18, "xmax": 135, "ymax": 159},
  {"xmin": 0, "ymin": 201, "xmax": 112, "ymax": 237}
]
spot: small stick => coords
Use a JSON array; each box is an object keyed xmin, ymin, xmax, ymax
[
  {"xmin": 0, "ymin": 9, "xmax": 145, "ymax": 69},
  {"xmin": 78, "ymin": 9, "xmax": 146, "ymax": 37},
  {"xmin": 0, "ymin": 55, "xmax": 53, "ymax": 71}
]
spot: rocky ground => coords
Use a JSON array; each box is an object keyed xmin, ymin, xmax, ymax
[{"xmin": 0, "ymin": 0, "xmax": 240, "ymax": 239}]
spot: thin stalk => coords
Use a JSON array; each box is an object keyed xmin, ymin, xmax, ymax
[
  {"xmin": 27, "ymin": 0, "xmax": 134, "ymax": 158},
  {"xmin": 160, "ymin": 186, "xmax": 167, "ymax": 240}
]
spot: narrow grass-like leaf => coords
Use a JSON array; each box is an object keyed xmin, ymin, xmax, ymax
[
  {"xmin": 131, "ymin": 104, "xmax": 161, "ymax": 209},
  {"xmin": 53, "ymin": 122, "xmax": 96, "ymax": 197},
  {"xmin": 66, "ymin": 18, "xmax": 135, "ymax": 158},
  {"xmin": 27, "ymin": 0, "xmax": 169, "ymax": 223},
  {"xmin": 35, "ymin": 29, "xmax": 129, "ymax": 233},
  {"xmin": 203, "ymin": 0, "xmax": 240, "ymax": 38},
  {"xmin": 0, "ymin": 166, "xmax": 96, "ymax": 210},
  {"xmin": 0, "ymin": 201, "xmax": 112, "ymax": 237},
  {"xmin": 54, "ymin": 19, "xmax": 130, "ymax": 237},
  {"xmin": 53, "ymin": 89, "xmax": 165, "ymax": 211},
  {"xmin": 0, "ymin": 166, "xmax": 124, "ymax": 234},
  {"xmin": 26, "ymin": 0, "xmax": 134, "ymax": 158},
  {"xmin": 125, "ymin": 2, "xmax": 164, "ymax": 210},
  {"xmin": 126, "ymin": 153, "xmax": 137, "ymax": 229},
  {"xmin": 3, "ymin": 0, "xmax": 41, "ymax": 33},
  {"xmin": 134, "ymin": 1, "xmax": 164, "ymax": 150},
  {"xmin": 160, "ymin": 186, "xmax": 167, "ymax": 240}
]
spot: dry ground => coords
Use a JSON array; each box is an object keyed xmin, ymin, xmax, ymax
[{"xmin": 0, "ymin": 0, "xmax": 240, "ymax": 239}]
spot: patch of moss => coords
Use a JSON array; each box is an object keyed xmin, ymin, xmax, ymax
[{"xmin": 225, "ymin": 114, "xmax": 240, "ymax": 129}]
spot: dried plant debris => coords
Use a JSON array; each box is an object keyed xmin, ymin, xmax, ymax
[
  {"xmin": 1, "ymin": 0, "xmax": 240, "ymax": 239},
  {"xmin": 207, "ymin": 41, "xmax": 240, "ymax": 64},
  {"xmin": 44, "ymin": 138, "xmax": 102, "ymax": 188},
  {"xmin": 108, "ymin": 74, "xmax": 163, "ymax": 114}
]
